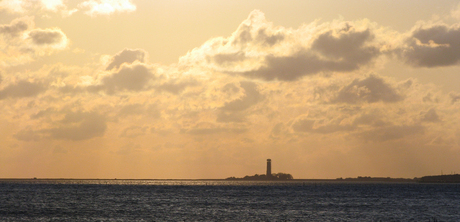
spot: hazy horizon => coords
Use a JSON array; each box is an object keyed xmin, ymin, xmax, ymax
[{"xmin": 1, "ymin": 0, "xmax": 460, "ymax": 179}]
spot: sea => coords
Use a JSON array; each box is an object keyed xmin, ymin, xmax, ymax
[{"xmin": 1, "ymin": 179, "xmax": 459, "ymax": 221}]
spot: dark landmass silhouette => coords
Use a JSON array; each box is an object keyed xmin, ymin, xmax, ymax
[
  {"xmin": 226, "ymin": 173, "xmax": 294, "ymax": 181},
  {"xmin": 3, "ymin": 174, "xmax": 460, "ymax": 183},
  {"xmin": 418, "ymin": 174, "xmax": 460, "ymax": 183}
]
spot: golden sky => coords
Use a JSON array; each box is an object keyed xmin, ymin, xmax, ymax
[{"xmin": 1, "ymin": 0, "xmax": 460, "ymax": 179}]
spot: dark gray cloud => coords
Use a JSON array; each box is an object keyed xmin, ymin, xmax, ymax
[
  {"xmin": 118, "ymin": 104, "xmax": 145, "ymax": 116},
  {"xmin": 156, "ymin": 78, "xmax": 198, "ymax": 94},
  {"xmin": 0, "ymin": 18, "xmax": 29, "ymax": 38},
  {"xmin": 311, "ymin": 29, "xmax": 378, "ymax": 66},
  {"xmin": 292, "ymin": 118, "xmax": 355, "ymax": 134},
  {"xmin": 333, "ymin": 75, "xmax": 402, "ymax": 104},
  {"xmin": 13, "ymin": 128, "xmax": 41, "ymax": 142},
  {"xmin": 58, "ymin": 85, "xmax": 85, "ymax": 94},
  {"xmin": 30, "ymin": 108, "xmax": 57, "ymax": 119},
  {"xmin": 352, "ymin": 113, "xmax": 387, "ymax": 127},
  {"xmin": 450, "ymin": 92, "xmax": 460, "ymax": 104},
  {"xmin": 237, "ymin": 28, "xmax": 379, "ymax": 81},
  {"xmin": 357, "ymin": 124, "xmax": 424, "ymax": 142},
  {"xmin": 220, "ymin": 81, "xmax": 263, "ymax": 111},
  {"xmin": 292, "ymin": 119, "xmax": 315, "ymax": 132},
  {"xmin": 0, "ymin": 80, "xmax": 46, "ymax": 99},
  {"xmin": 270, "ymin": 122, "xmax": 288, "ymax": 139},
  {"xmin": 46, "ymin": 111, "xmax": 107, "ymax": 141},
  {"xmin": 216, "ymin": 112, "xmax": 247, "ymax": 123},
  {"xmin": 208, "ymin": 52, "xmax": 246, "ymax": 66},
  {"xmin": 28, "ymin": 29, "xmax": 64, "ymax": 45},
  {"xmin": 89, "ymin": 64, "xmax": 154, "ymax": 94},
  {"xmin": 119, "ymin": 126, "xmax": 148, "ymax": 138},
  {"xmin": 228, "ymin": 18, "xmax": 285, "ymax": 47},
  {"xmin": 421, "ymin": 108, "xmax": 440, "ymax": 122},
  {"xmin": 422, "ymin": 93, "xmax": 439, "ymax": 103},
  {"xmin": 106, "ymin": 48, "xmax": 147, "ymax": 70},
  {"xmin": 184, "ymin": 127, "xmax": 247, "ymax": 135},
  {"xmin": 256, "ymin": 28, "xmax": 285, "ymax": 46},
  {"xmin": 217, "ymin": 81, "xmax": 264, "ymax": 123},
  {"xmin": 402, "ymin": 24, "xmax": 460, "ymax": 67},
  {"xmin": 15, "ymin": 111, "xmax": 107, "ymax": 141},
  {"xmin": 117, "ymin": 103, "xmax": 160, "ymax": 118}
]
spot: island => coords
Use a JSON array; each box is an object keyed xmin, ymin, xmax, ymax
[
  {"xmin": 226, "ymin": 173, "xmax": 294, "ymax": 181},
  {"xmin": 226, "ymin": 159, "xmax": 294, "ymax": 181},
  {"xmin": 224, "ymin": 159, "xmax": 460, "ymax": 183},
  {"xmin": 418, "ymin": 174, "xmax": 460, "ymax": 183}
]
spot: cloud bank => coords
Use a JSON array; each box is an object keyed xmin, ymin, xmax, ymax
[{"xmin": 2, "ymin": 8, "xmax": 460, "ymax": 179}]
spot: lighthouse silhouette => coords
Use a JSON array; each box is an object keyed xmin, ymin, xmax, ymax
[{"xmin": 266, "ymin": 159, "xmax": 272, "ymax": 177}]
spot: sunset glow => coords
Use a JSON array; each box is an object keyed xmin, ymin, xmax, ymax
[{"xmin": 1, "ymin": 0, "xmax": 460, "ymax": 179}]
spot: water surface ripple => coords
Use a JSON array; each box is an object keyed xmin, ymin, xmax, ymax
[{"xmin": 1, "ymin": 180, "xmax": 459, "ymax": 221}]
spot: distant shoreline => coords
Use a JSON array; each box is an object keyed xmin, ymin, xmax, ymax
[
  {"xmin": 1, "ymin": 174, "xmax": 460, "ymax": 183},
  {"xmin": 0, "ymin": 178, "xmax": 415, "ymax": 182}
]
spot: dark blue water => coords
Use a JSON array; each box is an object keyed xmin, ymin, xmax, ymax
[{"xmin": 1, "ymin": 180, "xmax": 459, "ymax": 221}]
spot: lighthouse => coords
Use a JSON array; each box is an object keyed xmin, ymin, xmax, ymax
[{"xmin": 266, "ymin": 159, "xmax": 272, "ymax": 177}]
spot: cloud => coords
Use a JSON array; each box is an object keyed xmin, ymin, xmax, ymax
[
  {"xmin": 79, "ymin": 0, "xmax": 136, "ymax": 16},
  {"xmin": 352, "ymin": 112, "xmax": 386, "ymax": 127},
  {"xmin": 0, "ymin": 80, "xmax": 46, "ymax": 99},
  {"xmin": 357, "ymin": 124, "xmax": 424, "ymax": 142},
  {"xmin": 47, "ymin": 111, "xmax": 107, "ymax": 140},
  {"xmin": 15, "ymin": 111, "xmax": 107, "ymax": 141},
  {"xmin": 242, "ymin": 27, "xmax": 379, "ymax": 81},
  {"xmin": 13, "ymin": 128, "xmax": 42, "ymax": 142},
  {"xmin": 270, "ymin": 122, "xmax": 289, "ymax": 139},
  {"xmin": 333, "ymin": 75, "xmax": 402, "ymax": 104},
  {"xmin": 0, "ymin": 0, "xmax": 77, "ymax": 16},
  {"xmin": 292, "ymin": 118, "xmax": 355, "ymax": 134},
  {"xmin": 0, "ymin": 17, "xmax": 31, "ymax": 38},
  {"xmin": 181, "ymin": 10, "xmax": 382, "ymax": 81},
  {"xmin": 28, "ymin": 28, "xmax": 65, "ymax": 45},
  {"xmin": 183, "ymin": 122, "xmax": 247, "ymax": 135},
  {"xmin": 119, "ymin": 125, "xmax": 148, "ymax": 138},
  {"xmin": 421, "ymin": 108, "xmax": 441, "ymax": 122},
  {"xmin": 0, "ymin": 17, "xmax": 69, "ymax": 67},
  {"xmin": 401, "ymin": 23, "xmax": 460, "ymax": 67},
  {"xmin": 116, "ymin": 103, "xmax": 160, "ymax": 118},
  {"xmin": 450, "ymin": 92, "xmax": 460, "ymax": 104},
  {"xmin": 39, "ymin": 0, "xmax": 66, "ymax": 12},
  {"xmin": 0, "ymin": 0, "xmax": 29, "ymax": 13},
  {"xmin": 156, "ymin": 78, "xmax": 198, "ymax": 94},
  {"xmin": 118, "ymin": 104, "xmax": 146, "ymax": 116},
  {"xmin": 220, "ymin": 81, "xmax": 263, "ymax": 111},
  {"xmin": 217, "ymin": 81, "xmax": 264, "ymax": 123},
  {"xmin": 106, "ymin": 48, "xmax": 147, "ymax": 70},
  {"xmin": 451, "ymin": 3, "xmax": 460, "ymax": 20},
  {"xmin": 89, "ymin": 63, "xmax": 154, "ymax": 94}
]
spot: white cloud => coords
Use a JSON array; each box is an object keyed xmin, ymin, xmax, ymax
[
  {"xmin": 180, "ymin": 10, "xmax": 384, "ymax": 81},
  {"xmin": 0, "ymin": 0, "xmax": 77, "ymax": 16},
  {"xmin": 79, "ymin": 0, "xmax": 136, "ymax": 16},
  {"xmin": 40, "ymin": 0, "xmax": 65, "ymax": 12},
  {"xmin": 0, "ymin": 0, "xmax": 29, "ymax": 13},
  {"xmin": 0, "ymin": 17, "xmax": 69, "ymax": 67}
]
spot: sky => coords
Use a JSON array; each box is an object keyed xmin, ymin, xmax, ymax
[{"xmin": 1, "ymin": 0, "xmax": 460, "ymax": 179}]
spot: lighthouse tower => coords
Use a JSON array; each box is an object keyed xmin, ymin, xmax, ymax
[{"xmin": 266, "ymin": 159, "xmax": 272, "ymax": 178}]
